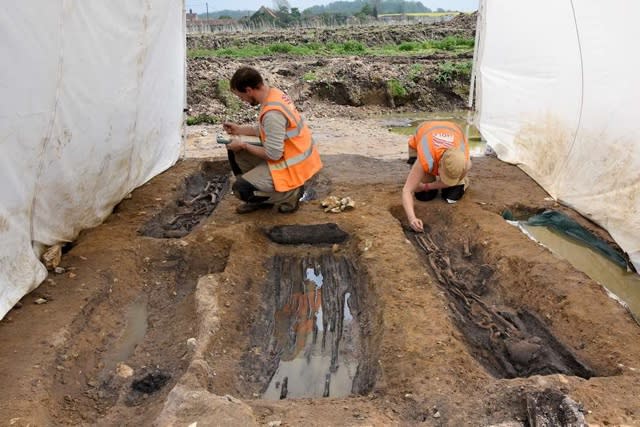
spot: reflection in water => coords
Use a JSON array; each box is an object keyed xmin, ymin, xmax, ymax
[
  {"xmin": 522, "ymin": 224, "xmax": 640, "ymax": 320},
  {"xmin": 264, "ymin": 264, "xmax": 359, "ymax": 399}
]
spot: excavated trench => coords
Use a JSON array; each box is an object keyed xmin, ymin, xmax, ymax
[
  {"xmin": 409, "ymin": 231, "xmax": 595, "ymax": 379},
  {"xmin": 258, "ymin": 253, "xmax": 375, "ymax": 399},
  {"xmin": 203, "ymin": 225, "xmax": 383, "ymax": 401},
  {"xmin": 47, "ymin": 161, "xmax": 380, "ymax": 422},
  {"xmin": 398, "ymin": 208, "xmax": 600, "ymax": 380},
  {"xmin": 37, "ymin": 153, "xmax": 637, "ymax": 424},
  {"xmin": 49, "ymin": 213, "xmax": 233, "ymax": 424},
  {"xmin": 139, "ymin": 161, "xmax": 230, "ymax": 238}
]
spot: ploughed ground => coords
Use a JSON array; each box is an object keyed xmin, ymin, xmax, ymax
[{"xmin": 0, "ymin": 114, "xmax": 639, "ymax": 426}]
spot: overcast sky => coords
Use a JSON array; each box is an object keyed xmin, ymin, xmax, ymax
[{"xmin": 186, "ymin": 0, "xmax": 478, "ymax": 13}]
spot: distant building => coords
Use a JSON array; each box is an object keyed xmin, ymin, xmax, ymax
[
  {"xmin": 186, "ymin": 15, "xmax": 237, "ymax": 33},
  {"xmin": 251, "ymin": 6, "xmax": 278, "ymax": 23},
  {"xmin": 186, "ymin": 8, "xmax": 198, "ymax": 22}
]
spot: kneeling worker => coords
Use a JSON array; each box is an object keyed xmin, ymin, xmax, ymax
[
  {"xmin": 223, "ymin": 66, "xmax": 322, "ymax": 214},
  {"xmin": 402, "ymin": 121, "xmax": 471, "ymax": 232}
]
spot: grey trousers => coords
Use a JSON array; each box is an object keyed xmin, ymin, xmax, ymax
[{"xmin": 230, "ymin": 149, "xmax": 300, "ymax": 205}]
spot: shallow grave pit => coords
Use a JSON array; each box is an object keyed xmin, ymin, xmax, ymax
[
  {"xmin": 399, "ymin": 210, "xmax": 599, "ymax": 380},
  {"xmin": 244, "ymin": 252, "xmax": 379, "ymax": 399},
  {"xmin": 139, "ymin": 161, "xmax": 229, "ymax": 238}
]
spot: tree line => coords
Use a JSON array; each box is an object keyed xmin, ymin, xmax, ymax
[{"xmin": 202, "ymin": 0, "xmax": 454, "ymax": 21}]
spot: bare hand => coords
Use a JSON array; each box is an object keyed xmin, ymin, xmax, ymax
[
  {"xmin": 223, "ymin": 122, "xmax": 239, "ymax": 135},
  {"xmin": 226, "ymin": 138, "xmax": 244, "ymax": 152},
  {"xmin": 409, "ymin": 218, "xmax": 424, "ymax": 233}
]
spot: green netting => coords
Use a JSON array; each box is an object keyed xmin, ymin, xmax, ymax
[{"xmin": 526, "ymin": 210, "xmax": 628, "ymax": 268}]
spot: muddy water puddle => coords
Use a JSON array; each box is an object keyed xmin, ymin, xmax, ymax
[
  {"xmin": 101, "ymin": 296, "xmax": 148, "ymax": 376},
  {"xmin": 522, "ymin": 223, "xmax": 640, "ymax": 321},
  {"xmin": 265, "ymin": 255, "xmax": 362, "ymax": 399},
  {"xmin": 243, "ymin": 253, "xmax": 378, "ymax": 400},
  {"xmin": 263, "ymin": 269, "xmax": 357, "ymax": 399},
  {"xmin": 381, "ymin": 111, "xmax": 486, "ymax": 156}
]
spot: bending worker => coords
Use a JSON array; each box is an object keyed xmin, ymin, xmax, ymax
[
  {"xmin": 402, "ymin": 121, "xmax": 471, "ymax": 232},
  {"xmin": 222, "ymin": 66, "xmax": 322, "ymax": 214}
]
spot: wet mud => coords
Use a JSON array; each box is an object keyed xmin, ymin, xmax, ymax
[{"xmin": 525, "ymin": 389, "xmax": 586, "ymax": 426}]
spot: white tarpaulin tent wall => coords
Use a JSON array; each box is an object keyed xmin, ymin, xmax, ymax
[
  {"xmin": 474, "ymin": 0, "xmax": 640, "ymax": 271},
  {"xmin": 0, "ymin": 1, "xmax": 186, "ymax": 319}
]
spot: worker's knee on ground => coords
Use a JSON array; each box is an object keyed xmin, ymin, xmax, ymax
[
  {"xmin": 232, "ymin": 177, "xmax": 269, "ymax": 203},
  {"xmin": 442, "ymin": 184, "xmax": 465, "ymax": 201},
  {"xmin": 415, "ymin": 189, "xmax": 438, "ymax": 202}
]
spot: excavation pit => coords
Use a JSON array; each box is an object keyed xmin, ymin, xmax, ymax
[
  {"xmin": 47, "ymin": 235, "xmax": 232, "ymax": 424},
  {"xmin": 242, "ymin": 253, "xmax": 379, "ymax": 400},
  {"xmin": 408, "ymin": 230, "xmax": 596, "ymax": 379},
  {"xmin": 391, "ymin": 195, "xmax": 608, "ymax": 381},
  {"xmin": 139, "ymin": 161, "xmax": 229, "ymax": 238}
]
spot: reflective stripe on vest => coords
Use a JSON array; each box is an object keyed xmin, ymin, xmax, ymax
[
  {"xmin": 419, "ymin": 124, "xmax": 467, "ymax": 173},
  {"xmin": 259, "ymin": 88, "xmax": 322, "ymax": 191},
  {"xmin": 269, "ymin": 138, "xmax": 318, "ymax": 171},
  {"xmin": 419, "ymin": 133, "xmax": 434, "ymax": 172}
]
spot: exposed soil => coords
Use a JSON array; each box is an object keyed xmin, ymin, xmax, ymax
[
  {"xmin": 186, "ymin": 16, "xmax": 476, "ymax": 51},
  {"xmin": 1, "ymin": 17, "xmax": 640, "ymax": 427},
  {"xmin": 187, "ymin": 16, "xmax": 478, "ymax": 123}
]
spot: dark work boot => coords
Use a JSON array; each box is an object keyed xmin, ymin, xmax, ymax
[
  {"xmin": 415, "ymin": 189, "xmax": 438, "ymax": 202},
  {"xmin": 235, "ymin": 202, "xmax": 273, "ymax": 214},
  {"xmin": 441, "ymin": 184, "xmax": 465, "ymax": 203}
]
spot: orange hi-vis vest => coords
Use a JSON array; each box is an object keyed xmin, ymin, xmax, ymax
[
  {"xmin": 408, "ymin": 121, "xmax": 469, "ymax": 176},
  {"xmin": 258, "ymin": 88, "xmax": 322, "ymax": 192}
]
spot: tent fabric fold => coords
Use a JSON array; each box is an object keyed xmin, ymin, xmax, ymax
[
  {"xmin": 474, "ymin": 0, "xmax": 640, "ymax": 271},
  {"xmin": 0, "ymin": 1, "xmax": 185, "ymax": 319}
]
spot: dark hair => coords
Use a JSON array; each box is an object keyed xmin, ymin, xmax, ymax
[{"xmin": 230, "ymin": 66, "xmax": 264, "ymax": 93}]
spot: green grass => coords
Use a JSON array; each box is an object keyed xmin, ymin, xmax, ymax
[
  {"xmin": 434, "ymin": 60, "xmax": 472, "ymax": 86},
  {"xmin": 387, "ymin": 79, "xmax": 407, "ymax": 98},
  {"xmin": 303, "ymin": 71, "xmax": 318, "ymax": 82},
  {"xmin": 398, "ymin": 41, "xmax": 421, "ymax": 52},
  {"xmin": 215, "ymin": 79, "xmax": 243, "ymax": 111},
  {"xmin": 186, "ymin": 114, "xmax": 217, "ymax": 125},
  {"xmin": 188, "ymin": 36, "xmax": 474, "ymax": 58},
  {"xmin": 378, "ymin": 12, "xmax": 459, "ymax": 17},
  {"xmin": 339, "ymin": 40, "xmax": 366, "ymax": 54},
  {"xmin": 408, "ymin": 63, "xmax": 425, "ymax": 80},
  {"xmin": 426, "ymin": 36, "xmax": 475, "ymax": 51}
]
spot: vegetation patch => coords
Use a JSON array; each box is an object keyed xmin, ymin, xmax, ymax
[
  {"xmin": 387, "ymin": 79, "xmax": 408, "ymax": 98},
  {"xmin": 434, "ymin": 60, "xmax": 472, "ymax": 86},
  {"xmin": 408, "ymin": 63, "xmax": 425, "ymax": 80},
  {"xmin": 303, "ymin": 71, "xmax": 318, "ymax": 82},
  {"xmin": 427, "ymin": 36, "xmax": 475, "ymax": 51},
  {"xmin": 187, "ymin": 36, "xmax": 474, "ymax": 58},
  {"xmin": 186, "ymin": 114, "xmax": 217, "ymax": 126},
  {"xmin": 215, "ymin": 79, "xmax": 243, "ymax": 111}
]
